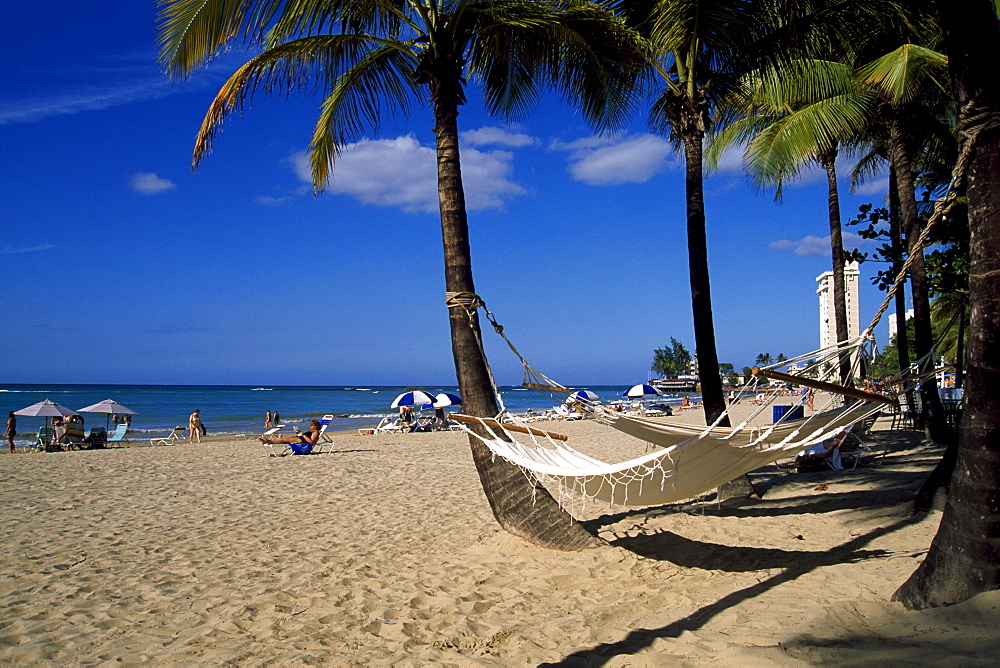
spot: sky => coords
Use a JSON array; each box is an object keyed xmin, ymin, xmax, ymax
[{"xmin": 1, "ymin": 2, "xmax": 900, "ymax": 387}]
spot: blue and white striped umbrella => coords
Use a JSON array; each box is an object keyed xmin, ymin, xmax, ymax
[
  {"xmin": 569, "ymin": 390, "xmax": 600, "ymax": 402},
  {"xmin": 623, "ymin": 384, "xmax": 662, "ymax": 398},
  {"xmin": 391, "ymin": 391, "xmax": 437, "ymax": 409}
]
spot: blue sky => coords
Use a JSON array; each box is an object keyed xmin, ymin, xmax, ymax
[{"xmin": 1, "ymin": 2, "xmax": 897, "ymax": 387}]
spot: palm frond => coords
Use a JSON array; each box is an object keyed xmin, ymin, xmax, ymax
[
  {"xmin": 855, "ymin": 44, "xmax": 948, "ymax": 106},
  {"xmin": 156, "ymin": 0, "xmax": 287, "ymax": 78},
  {"xmin": 311, "ymin": 44, "xmax": 423, "ymax": 189},
  {"xmin": 192, "ymin": 33, "xmax": 418, "ymax": 166}
]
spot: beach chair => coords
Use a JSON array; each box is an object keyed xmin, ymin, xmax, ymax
[
  {"xmin": 86, "ymin": 426, "xmax": 107, "ymax": 449},
  {"xmin": 243, "ymin": 424, "xmax": 285, "ymax": 443},
  {"xmin": 106, "ymin": 423, "xmax": 130, "ymax": 446},
  {"xmin": 35, "ymin": 426, "xmax": 55, "ymax": 450},
  {"xmin": 150, "ymin": 426, "xmax": 185, "ymax": 446},
  {"xmin": 839, "ymin": 413, "xmax": 887, "ymax": 469},
  {"xmin": 263, "ymin": 436, "xmax": 334, "ymax": 456},
  {"xmin": 359, "ymin": 416, "xmax": 409, "ymax": 435},
  {"xmin": 318, "ymin": 415, "xmax": 335, "ymax": 443}
]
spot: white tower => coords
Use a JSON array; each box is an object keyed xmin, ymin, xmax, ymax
[{"xmin": 817, "ymin": 262, "xmax": 860, "ymax": 352}]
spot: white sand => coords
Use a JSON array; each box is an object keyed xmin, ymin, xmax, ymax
[{"xmin": 1, "ymin": 413, "xmax": 997, "ymax": 665}]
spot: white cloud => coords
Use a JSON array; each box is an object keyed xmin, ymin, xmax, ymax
[
  {"xmin": 254, "ymin": 195, "xmax": 293, "ymax": 207},
  {"xmin": 0, "ymin": 243, "xmax": 55, "ymax": 254},
  {"xmin": 709, "ymin": 144, "xmax": 747, "ymax": 175},
  {"xmin": 551, "ymin": 133, "xmax": 676, "ymax": 185},
  {"xmin": 130, "ymin": 172, "xmax": 176, "ymax": 195},
  {"xmin": 852, "ymin": 176, "xmax": 889, "ymax": 197},
  {"xmin": 290, "ymin": 135, "xmax": 526, "ymax": 213},
  {"xmin": 461, "ymin": 127, "xmax": 536, "ymax": 148},
  {"xmin": 0, "ymin": 51, "xmax": 244, "ymax": 126},
  {"xmin": 769, "ymin": 231, "xmax": 871, "ymax": 256}
]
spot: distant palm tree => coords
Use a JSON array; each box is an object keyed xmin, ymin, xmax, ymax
[{"xmin": 156, "ymin": 0, "xmax": 643, "ymax": 550}]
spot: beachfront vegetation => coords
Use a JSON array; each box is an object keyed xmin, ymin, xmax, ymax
[
  {"xmin": 156, "ymin": 0, "xmax": 644, "ymax": 551},
  {"xmin": 650, "ymin": 337, "xmax": 691, "ymax": 377}
]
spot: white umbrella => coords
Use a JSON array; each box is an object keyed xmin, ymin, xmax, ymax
[
  {"xmin": 14, "ymin": 399, "xmax": 75, "ymax": 417},
  {"xmin": 14, "ymin": 399, "xmax": 75, "ymax": 447},
  {"xmin": 77, "ymin": 398, "xmax": 139, "ymax": 429},
  {"xmin": 623, "ymin": 384, "xmax": 663, "ymax": 398},
  {"xmin": 390, "ymin": 391, "xmax": 437, "ymax": 409}
]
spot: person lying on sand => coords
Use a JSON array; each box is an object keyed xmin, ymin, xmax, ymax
[{"xmin": 260, "ymin": 419, "xmax": 321, "ymax": 455}]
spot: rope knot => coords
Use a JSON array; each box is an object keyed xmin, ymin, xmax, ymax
[{"xmin": 444, "ymin": 291, "xmax": 484, "ymax": 312}]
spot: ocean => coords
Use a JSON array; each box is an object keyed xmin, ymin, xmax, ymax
[{"xmin": 2, "ymin": 383, "xmax": 702, "ymax": 445}]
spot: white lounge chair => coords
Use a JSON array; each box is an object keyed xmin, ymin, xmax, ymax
[
  {"xmin": 150, "ymin": 426, "xmax": 185, "ymax": 446},
  {"xmin": 243, "ymin": 424, "xmax": 285, "ymax": 443}
]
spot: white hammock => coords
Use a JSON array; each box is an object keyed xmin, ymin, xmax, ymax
[
  {"xmin": 449, "ymin": 294, "xmax": 923, "ymax": 509},
  {"xmin": 455, "ymin": 399, "xmax": 882, "ymax": 507}
]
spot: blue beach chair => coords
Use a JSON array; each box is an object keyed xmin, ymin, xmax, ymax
[{"xmin": 106, "ymin": 423, "xmax": 130, "ymax": 446}]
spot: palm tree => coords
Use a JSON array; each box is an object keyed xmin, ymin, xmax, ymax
[
  {"xmin": 709, "ymin": 58, "xmax": 878, "ymax": 386},
  {"xmin": 893, "ymin": 0, "xmax": 1000, "ymax": 609},
  {"xmin": 156, "ymin": 0, "xmax": 643, "ymax": 550},
  {"xmin": 856, "ymin": 43, "xmax": 954, "ymax": 437},
  {"xmin": 637, "ymin": 0, "xmax": 777, "ymax": 431}
]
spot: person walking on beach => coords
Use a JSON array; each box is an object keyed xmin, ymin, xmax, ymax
[
  {"xmin": 272, "ymin": 410, "xmax": 281, "ymax": 426},
  {"xmin": 189, "ymin": 409, "xmax": 203, "ymax": 444},
  {"xmin": 265, "ymin": 411, "xmax": 273, "ymax": 428},
  {"xmin": 5, "ymin": 411, "xmax": 16, "ymax": 453}
]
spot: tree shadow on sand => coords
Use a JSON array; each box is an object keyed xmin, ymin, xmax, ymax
[{"xmin": 543, "ymin": 515, "xmax": 923, "ymax": 667}]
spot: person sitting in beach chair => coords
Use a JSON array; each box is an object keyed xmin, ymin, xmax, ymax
[
  {"xmin": 795, "ymin": 431, "xmax": 849, "ymax": 472},
  {"xmin": 261, "ymin": 419, "xmax": 321, "ymax": 456},
  {"xmin": 60, "ymin": 415, "xmax": 87, "ymax": 449}
]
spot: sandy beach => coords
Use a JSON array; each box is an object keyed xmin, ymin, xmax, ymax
[{"xmin": 2, "ymin": 409, "xmax": 997, "ymax": 665}]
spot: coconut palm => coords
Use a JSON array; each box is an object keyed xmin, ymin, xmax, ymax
[
  {"xmin": 893, "ymin": 0, "xmax": 1000, "ymax": 609},
  {"xmin": 709, "ymin": 58, "xmax": 878, "ymax": 385},
  {"xmin": 156, "ymin": 0, "xmax": 644, "ymax": 550},
  {"xmin": 637, "ymin": 0, "xmax": 779, "ymax": 432},
  {"xmin": 856, "ymin": 42, "xmax": 954, "ymax": 436}
]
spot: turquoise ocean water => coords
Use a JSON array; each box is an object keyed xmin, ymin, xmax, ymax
[{"xmin": 2, "ymin": 383, "xmax": 700, "ymax": 445}]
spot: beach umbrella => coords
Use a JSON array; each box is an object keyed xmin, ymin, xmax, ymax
[
  {"xmin": 14, "ymin": 399, "xmax": 75, "ymax": 417},
  {"xmin": 569, "ymin": 390, "xmax": 600, "ymax": 402},
  {"xmin": 623, "ymin": 384, "xmax": 662, "ymax": 398},
  {"xmin": 390, "ymin": 390, "xmax": 437, "ymax": 409},
  {"xmin": 77, "ymin": 398, "xmax": 139, "ymax": 429},
  {"xmin": 432, "ymin": 392, "xmax": 462, "ymax": 408},
  {"xmin": 14, "ymin": 399, "xmax": 76, "ymax": 446}
]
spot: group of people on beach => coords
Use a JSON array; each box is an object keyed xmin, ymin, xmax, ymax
[{"xmin": 264, "ymin": 410, "xmax": 282, "ymax": 428}]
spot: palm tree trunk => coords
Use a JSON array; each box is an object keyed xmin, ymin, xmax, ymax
[
  {"xmin": 819, "ymin": 149, "xmax": 851, "ymax": 386},
  {"xmin": 893, "ymin": 0, "xmax": 1000, "ymax": 608},
  {"xmin": 888, "ymin": 174, "xmax": 916, "ymax": 412},
  {"xmin": 430, "ymin": 75, "xmax": 600, "ymax": 551},
  {"xmin": 890, "ymin": 120, "xmax": 948, "ymax": 441},
  {"xmin": 681, "ymin": 132, "xmax": 728, "ymax": 427},
  {"xmin": 681, "ymin": 128, "xmax": 754, "ymax": 502}
]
